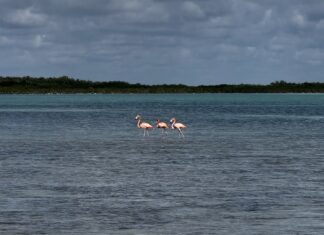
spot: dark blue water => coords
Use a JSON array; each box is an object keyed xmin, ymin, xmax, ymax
[{"xmin": 0, "ymin": 94, "xmax": 324, "ymax": 234}]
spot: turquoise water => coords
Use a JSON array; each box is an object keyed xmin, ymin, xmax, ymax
[{"xmin": 0, "ymin": 94, "xmax": 324, "ymax": 234}]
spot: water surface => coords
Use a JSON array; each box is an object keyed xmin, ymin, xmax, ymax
[{"xmin": 0, "ymin": 94, "xmax": 324, "ymax": 234}]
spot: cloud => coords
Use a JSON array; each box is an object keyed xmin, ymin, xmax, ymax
[
  {"xmin": 109, "ymin": 0, "xmax": 169, "ymax": 23},
  {"xmin": 0, "ymin": 0, "xmax": 324, "ymax": 84},
  {"xmin": 33, "ymin": 34, "xmax": 46, "ymax": 47},
  {"xmin": 295, "ymin": 48, "xmax": 324, "ymax": 65},
  {"xmin": 291, "ymin": 10, "xmax": 306, "ymax": 28},
  {"xmin": 3, "ymin": 7, "xmax": 46, "ymax": 27},
  {"xmin": 0, "ymin": 36, "xmax": 12, "ymax": 46},
  {"xmin": 181, "ymin": 1, "xmax": 205, "ymax": 19}
]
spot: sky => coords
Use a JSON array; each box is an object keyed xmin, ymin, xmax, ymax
[{"xmin": 1, "ymin": 0, "xmax": 324, "ymax": 85}]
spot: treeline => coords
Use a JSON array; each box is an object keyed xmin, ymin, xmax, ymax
[{"xmin": 0, "ymin": 76, "xmax": 324, "ymax": 93}]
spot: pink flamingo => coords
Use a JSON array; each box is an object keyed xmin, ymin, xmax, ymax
[
  {"xmin": 135, "ymin": 114, "xmax": 153, "ymax": 136},
  {"xmin": 170, "ymin": 118, "xmax": 187, "ymax": 137},
  {"xmin": 156, "ymin": 119, "xmax": 169, "ymax": 134}
]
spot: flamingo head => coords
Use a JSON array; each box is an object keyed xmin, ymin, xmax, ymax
[
  {"xmin": 156, "ymin": 119, "xmax": 160, "ymax": 123},
  {"xmin": 170, "ymin": 118, "xmax": 176, "ymax": 123},
  {"xmin": 135, "ymin": 114, "xmax": 141, "ymax": 120}
]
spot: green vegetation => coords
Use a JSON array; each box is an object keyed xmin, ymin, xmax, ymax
[{"xmin": 0, "ymin": 76, "xmax": 324, "ymax": 93}]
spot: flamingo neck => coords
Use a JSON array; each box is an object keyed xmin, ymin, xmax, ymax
[
  {"xmin": 137, "ymin": 119, "xmax": 141, "ymax": 128},
  {"xmin": 171, "ymin": 120, "xmax": 175, "ymax": 129}
]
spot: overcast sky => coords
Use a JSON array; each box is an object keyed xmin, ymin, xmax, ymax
[{"xmin": 1, "ymin": 0, "xmax": 324, "ymax": 84}]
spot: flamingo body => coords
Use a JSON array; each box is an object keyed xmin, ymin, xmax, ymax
[
  {"xmin": 135, "ymin": 115, "xmax": 152, "ymax": 136},
  {"xmin": 139, "ymin": 122, "xmax": 153, "ymax": 129},
  {"xmin": 156, "ymin": 119, "xmax": 169, "ymax": 135},
  {"xmin": 172, "ymin": 123, "xmax": 186, "ymax": 129},
  {"xmin": 156, "ymin": 119, "xmax": 169, "ymax": 129},
  {"xmin": 170, "ymin": 118, "xmax": 187, "ymax": 137}
]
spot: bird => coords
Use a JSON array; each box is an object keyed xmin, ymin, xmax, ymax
[
  {"xmin": 135, "ymin": 114, "xmax": 153, "ymax": 136},
  {"xmin": 156, "ymin": 119, "xmax": 169, "ymax": 134},
  {"xmin": 170, "ymin": 118, "xmax": 187, "ymax": 137}
]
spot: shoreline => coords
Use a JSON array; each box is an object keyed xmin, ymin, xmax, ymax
[
  {"xmin": 1, "ymin": 92, "xmax": 324, "ymax": 95},
  {"xmin": 1, "ymin": 76, "xmax": 324, "ymax": 93}
]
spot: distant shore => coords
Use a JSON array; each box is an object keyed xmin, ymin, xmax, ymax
[{"xmin": 1, "ymin": 76, "xmax": 324, "ymax": 93}]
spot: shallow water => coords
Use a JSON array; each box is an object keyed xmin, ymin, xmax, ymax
[{"xmin": 0, "ymin": 94, "xmax": 324, "ymax": 234}]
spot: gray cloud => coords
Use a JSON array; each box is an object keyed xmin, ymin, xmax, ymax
[{"xmin": 0, "ymin": 0, "xmax": 324, "ymax": 84}]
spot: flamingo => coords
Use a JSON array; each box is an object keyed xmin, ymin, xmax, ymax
[
  {"xmin": 156, "ymin": 119, "xmax": 169, "ymax": 134},
  {"xmin": 170, "ymin": 118, "xmax": 187, "ymax": 137},
  {"xmin": 135, "ymin": 114, "xmax": 153, "ymax": 136}
]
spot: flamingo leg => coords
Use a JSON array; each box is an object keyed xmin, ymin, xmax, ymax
[
  {"xmin": 144, "ymin": 128, "xmax": 149, "ymax": 136},
  {"xmin": 178, "ymin": 128, "xmax": 184, "ymax": 137}
]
